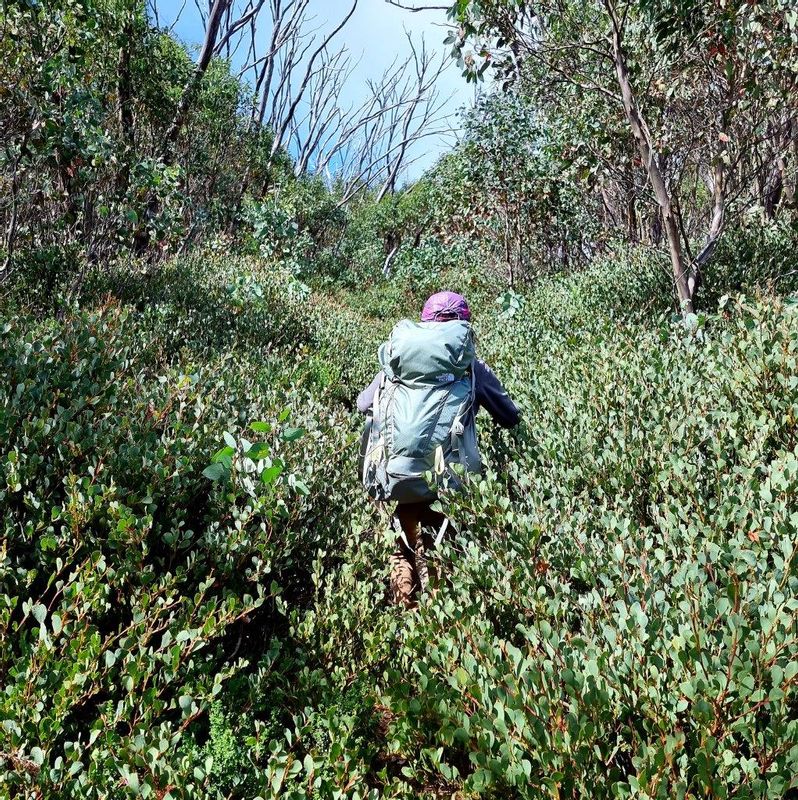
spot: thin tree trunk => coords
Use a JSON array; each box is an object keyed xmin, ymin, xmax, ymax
[
  {"xmin": 134, "ymin": 0, "xmax": 230, "ymax": 254},
  {"xmin": 1, "ymin": 148, "xmax": 21, "ymax": 280},
  {"xmin": 160, "ymin": 0, "xmax": 230, "ymax": 165},
  {"xmin": 625, "ymin": 153, "xmax": 638, "ymax": 242},
  {"xmin": 116, "ymin": 18, "xmax": 135, "ymax": 196},
  {"xmin": 605, "ymin": 0, "xmax": 693, "ymax": 314},
  {"xmin": 504, "ymin": 203, "xmax": 514, "ymax": 287},
  {"xmin": 787, "ymin": 117, "xmax": 797, "ymax": 207},
  {"xmin": 599, "ymin": 186, "xmax": 618, "ymax": 230},
  {"xmin": 650, "ymin": 209, "xmax": 662, "ymax": 245},
  {"xmin": 382, "ymin": 242, "xmax": 400, "ymax": 277},
  {"xmin": 691, "ymin": 158, "xmax": 725, "ymax": 296}
]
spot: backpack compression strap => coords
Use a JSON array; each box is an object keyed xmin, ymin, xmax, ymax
[{"xmin": 363, "ymin": 373, "xmax": 388, "ymax": 470}]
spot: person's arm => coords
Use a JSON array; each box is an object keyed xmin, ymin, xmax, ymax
[
  {"xmin": 356, "ymin": 373, "xmax": 382, "ymax": 414},
  {"xmin": 473, "ymin": 360, "xmax": 520, "ymax": 428}
]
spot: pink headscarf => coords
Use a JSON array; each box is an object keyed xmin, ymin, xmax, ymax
[{"xmin": 421, "ymin": 291, "xmax": 471, "ymax": 322}]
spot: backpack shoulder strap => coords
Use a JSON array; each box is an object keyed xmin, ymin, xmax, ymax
[
  {"xmin": 371, "ymin": 371, "xmax": 387, "ymax": 425},
  {"xmin": 450, "ymin": 367, "xmax": 476, "ymax": 437}
]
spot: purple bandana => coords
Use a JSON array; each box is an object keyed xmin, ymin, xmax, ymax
[{"xmin": 421, "ymin": 291, "xmax": 471, "ymax": 322}]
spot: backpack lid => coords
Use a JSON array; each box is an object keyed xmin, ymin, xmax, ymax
[{"xmin": 379, "ymin": 319, "xmax": 475, "ymax": 386}]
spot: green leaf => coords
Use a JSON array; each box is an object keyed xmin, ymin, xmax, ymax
[
  {"xmin": 247, "ymin": 442, "xmax": 270, "ymax": 460},
  {"xmin": 211, "ymin": 445, "xmax": 234, "ymax": 465},
  {"xmin": 281, "ymin": 427, "xmax": 305, "ymax": 442},
  {"xmin": 250, "ymin": 421, "xmax": 271, "ymax": 433},
  {"xmin": 292, "ymin": 479, "xmax": 310, "ymax": 496},
  {"xmin": 202, "ymin": 463, "xmax": 229, "ymax": 482},
  {"xmin": 32, "ymin": 604, "xmax": 46, "ymax": 625},
  {"xmin": 261, "ymin": 464, "xmax": 283, "ymax": 485}
]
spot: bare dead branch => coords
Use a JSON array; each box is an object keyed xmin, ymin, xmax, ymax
[
  {"xmin": 385, "ymin": 0, "xmax": 449, "ymax": 10},
  {"xmin": 270, "ymin": 0, "xmax": 359, "ymax": 156}
]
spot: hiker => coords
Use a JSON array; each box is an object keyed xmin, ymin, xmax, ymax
[{"xmin": 357, "ymin": 291, "xmax": 519, "ymax": 608}]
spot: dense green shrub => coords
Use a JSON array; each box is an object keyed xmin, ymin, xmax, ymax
[
  {"xmin": 3, "ymin": 0, "xmax": 798, "ymax": 793},
  {"xmin": 0, "ymin": 253, "xmax": 387, "ymax": 798},
  {"xmin": 423, "ymin": 92, "xmax": 600, "ymax": 284},
  {"xmin": 380, "ymin": 290, "xmax": 798, "ymax": 798},
  {"xmin": 701, "ymin": 219, "xmax": 798, "ymax": 309},
  {"xmin": 2, "ymin": 241, "xmax": 798, "ymax": 798},
  {"xmin": 0, "ymin": 0, "xmax": 290, "ymax": 274}
]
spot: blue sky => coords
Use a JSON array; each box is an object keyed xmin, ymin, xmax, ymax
[{"xmin": 157, "ymin": 0, "xmax": 478, "ymax": 181}]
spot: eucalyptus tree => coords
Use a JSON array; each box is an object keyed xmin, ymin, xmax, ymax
[
  {"xmin": 426, "ymin": 0, "xmax": 798, "ymax": 313},
  {"xmin": 426, "ymin": 91, "xmax": 596, "ymax": 283}
]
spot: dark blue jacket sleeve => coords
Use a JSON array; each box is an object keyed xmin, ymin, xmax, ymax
[
  {"xmin": 473, "ymin": 359, "xmax": 520, "ymax": 428},
  {"xmin": 357, "ymin": 373, "xmax": 382, "ymax": 414}
]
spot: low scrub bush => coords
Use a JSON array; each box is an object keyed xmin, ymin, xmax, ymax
[
  {"xmin": 701, "ymin": 219, "xmax": 798, "ymax": 308},
  {"xmin": 2, "ymin": 244, "xmax": 797, "ymax": 798},
  {"xmin": 379, "ymin": 291, "xmax": 798, "ymax": 798},
  {"xmin": 0, "ymin": 254, "xmax": 386, "ymax": 798}
]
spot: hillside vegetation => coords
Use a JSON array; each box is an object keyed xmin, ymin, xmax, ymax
[
  {"xmin": 3, "ymin": 249, "xmax": 798, "ymax": 798},
  {"xmin": 2, "ymin": 1, "xmax": 798, "ymax": 799}
]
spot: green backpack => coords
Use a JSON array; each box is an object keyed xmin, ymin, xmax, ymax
[{"xmin": 361, "ymin": 319, "xmax": 481, "ymax": 503}]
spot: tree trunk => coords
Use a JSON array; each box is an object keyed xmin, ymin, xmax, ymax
[
  {"xmin": 691, "ymin": 158, "xmax": 725, "ymax": 298},
  {"xmin": 605, "ymin": 0, "xmax": 694, "ymax": 314},
  {"xmin": 133, "ymin": 0, "xmax": 230, "ymax": 255},
  {"xmin": 160, "ymin": 0, "xmax": 230, "ymax": 165},
  {"xmin": 786, "ymin": 117, "xmax": 797, "ymax": 208},
  {"xmin": 650, "ymin": 210, "xmax": 662, "ymax": 245},
  {"xmin": 383, "ymin": 242, "xmax": 400, "ymax": 277},
  {"xmin": 116, "ymin": 17, "xmax": 135, "ymax": 196},
  {"xmin": 625, "ymin": 151, "xmax": 638, "ymax": 242},
  {"xmin": 1, "ymin": 147, "xmax": 22, "ymax": 280}
]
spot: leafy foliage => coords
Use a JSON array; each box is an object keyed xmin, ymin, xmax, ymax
[
  {"xmin": 2, "ymin": 239, "xmax": 798, "ymax": 796},
  {"xmin": 445, "ymin": 0, "xmax": 798, "ymax": 308},
  {"xmin": 2, "ymin": 2, "xmax": 798, "ymax": 798},
  {"xmin": 0, "ymin": 0, "xmax": 285, "ymax": 273},
  {"xmin": 426, "ymin": 92, "xmax": 599, "ymax": 282}
]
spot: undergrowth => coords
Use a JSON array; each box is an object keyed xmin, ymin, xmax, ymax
[{"xmin": 1, "ymin": 243, "xmax": 797, "ymax": 798}]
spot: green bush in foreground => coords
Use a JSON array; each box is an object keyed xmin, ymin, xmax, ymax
[
  {"xmin": 384, "ymin": 292, "xmax": 798, "ymax": 799},
  {"xmin": 1, "ymin": 247, "xmax": 797, "ymax": 798},
  {"xmin": 0, "ymin": 255, "xmax": 383, "ymax": 798}
]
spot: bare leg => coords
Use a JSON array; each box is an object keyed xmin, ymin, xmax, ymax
[
  {"xmin": 391, "ymin": 503, "xmax": 447, "ymax": 607},
  {"xmin": 391, "ymin": 505, "xmax": 421, "ymax": 608}
]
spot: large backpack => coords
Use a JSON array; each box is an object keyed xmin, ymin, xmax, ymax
[{"xmin": 361, "ymin": 319, "xmax": 482, "ymax": 503}]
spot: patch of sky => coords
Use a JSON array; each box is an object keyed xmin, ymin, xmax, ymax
[{"xmin": 152, "ymin": 0, "xmax": 480, "ymax": 183}]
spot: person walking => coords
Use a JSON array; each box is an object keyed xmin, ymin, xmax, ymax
[{"xmin": 357, "ymin": 291, "xmax": 519, "ymax": 608}]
